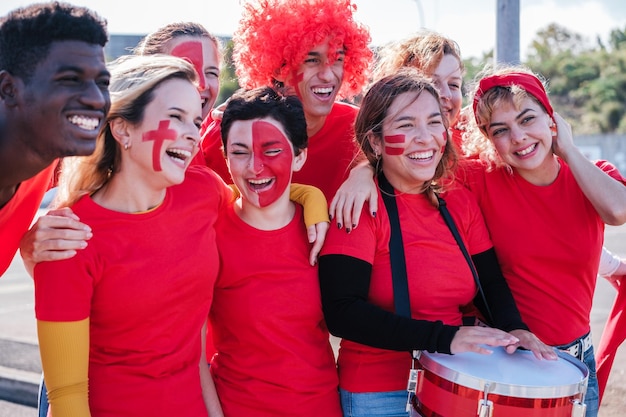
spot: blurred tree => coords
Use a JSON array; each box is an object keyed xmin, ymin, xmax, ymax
[{"xmin": 216, "ymin": 38, "xmax": 240, "ymax": 106}]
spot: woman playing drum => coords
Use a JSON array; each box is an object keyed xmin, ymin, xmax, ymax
[{"xmin": 318, "ymin": 68, "xmax": 555, "ymax": 417}]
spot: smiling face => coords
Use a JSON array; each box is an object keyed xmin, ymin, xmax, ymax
[
  {"xmin": 285, "ymin": 40, "xmax": 345, "ymax": 126},
  {"xmin": 168, "ymin": 35, "xmax": 220, "ymax": 119},
  {"xmin": 376, "ymin": 90, "xmax": 447, "ymax": 194},
  {"xmin": 19, "ymin": 40, "xmax": 110, "ymax": 160},
  {"xmin": 431, "ymin": 54, "xmax": 463, "ymax": 127},
  {"xmin": 485, "ymin": 97, "xmax": 554, "ymax": 176},
  {"xmin": 226, "ymin": 118, "xmax": 303, "ymax": 208},
  {"xmin": 124, "ymin": 77, "xmax": 202, "ymax": 187}
]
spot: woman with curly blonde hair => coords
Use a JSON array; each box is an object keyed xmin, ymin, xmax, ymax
[{"xmin": 462, "ymin": 64, "xmax": 626, "ymax": 417}]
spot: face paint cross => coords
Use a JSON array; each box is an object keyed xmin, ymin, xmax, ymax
[
  {"xmin": 171, "ymin": 41, "xmax": 205, "ymax": 89},
  {"xmin": 142, "ymin": 120, "xmax": 177, "ymax": 171}
]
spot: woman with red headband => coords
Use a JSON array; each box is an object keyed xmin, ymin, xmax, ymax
[{"xmin": 463, "ymin": 65, "xmax": 626, "ymax": 417}]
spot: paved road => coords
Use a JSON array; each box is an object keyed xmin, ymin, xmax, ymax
[{"xmin": 1, "ymin": 224, "xmax": 625, "ymax": 415}]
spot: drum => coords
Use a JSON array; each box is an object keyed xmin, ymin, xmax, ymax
[{"xmin": 411, "ymin": 347, "xmax": 588, "ymax": 417}]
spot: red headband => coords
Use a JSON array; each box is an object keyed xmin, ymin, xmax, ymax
[{"xmin": 472, "ymin": 72, "xmax": 553, "ymax": 125}]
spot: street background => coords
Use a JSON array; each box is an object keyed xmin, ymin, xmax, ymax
[{"xmin": 1, "ymin": 224, "xmax": 625, "ymax": 416}]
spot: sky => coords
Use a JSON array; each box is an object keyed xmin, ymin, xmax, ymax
[{"xmin": 1, "ymin": 0, "xmax": 626, "ymax": 60}]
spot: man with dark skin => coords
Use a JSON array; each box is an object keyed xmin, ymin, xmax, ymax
[{"xmin": 0, "ymin": 1, "xmax": 110, "ymax": 276}]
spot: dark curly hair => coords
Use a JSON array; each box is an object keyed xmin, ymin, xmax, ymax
[
  {"xmin": 221, "ymin": 87, "xmax": 308, "ymax": 156},
  {"xmin": 0, "ymin": 1, "xmax": 108, "ymax": 83}
]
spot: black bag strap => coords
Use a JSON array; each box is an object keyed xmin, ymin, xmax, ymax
[
  {"xmin": 378, "ymin": 171, "xmax": 494, "ymax": 325},
  {"xmin": 436, "ymin": 195, "xmax": 494, "ymax": 325},
  {"xmin": 378, "ymin": 173, "xmax": 411, "ymax": 318}
]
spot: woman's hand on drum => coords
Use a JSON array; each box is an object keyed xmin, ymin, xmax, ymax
[
  {"xmin": 508, "ymin": 329, "xmax": 559, "ymax": 360},
  {"xmin": 450, "ymin": 326, "xmax": 519, "ymax": 355}
]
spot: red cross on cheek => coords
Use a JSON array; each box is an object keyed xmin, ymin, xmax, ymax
[
  {"xmin": 384, "ymin": 134, "xmax": 405, "ymax": 156},
  {"xmin": 142, "ymin": 120, "xmax": 177, "ymax": 171},
  {"xmin": 171, "ymin": 41, "xmax": 205, "ymax": 89}
]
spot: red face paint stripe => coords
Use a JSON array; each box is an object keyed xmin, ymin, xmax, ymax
[
  {"xmin": 384, "ymin": 134, "xmax": 405, "ymax": 143},
  {"xmin": 142, "ymin": 120, "xmax": 177, "ymax": 171},
  {"xmin": 385, "ymin": 146, "xmax": 404, "ymax": 156}
]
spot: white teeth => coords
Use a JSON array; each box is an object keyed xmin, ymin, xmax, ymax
[
  {"xmin": 312, "ymin": 87, "xmax": 333, "ymax": 94},
  {"xmin": 407, "ymin": 150, "xmax": 434, "ymax": 160},
  {"xmin": 516, "ymin": 143, "xmax": 536, "ymax": 156},
  {"xmin": 166, "ymin": 148, "xmax": 192, "ymax": 161},
  {"xmin": 68, "ymin": 115, "xmax": 99, "ymax": 131},
  {"xmin": 249, "ymin": 178, "xmax": 271, "ymax": 185}
]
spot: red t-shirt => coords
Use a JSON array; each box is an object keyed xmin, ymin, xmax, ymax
[
  {"xmin": 199, "ymin": 101, "xmax": 360, "ymax": 201},
  {"xmin": 210, "ymin": 203, "xmax": 341, "ymax": 417},
  {"xmin": 0, "ymin": 162, "xmax": 57, "ymax": 276},
  {"xmin": 320, "ymin": 182, "xmax": 492, "ymax": 392},
  {"xmin": 34, "ymin": 166, "xmax": 230, "ymax": 417},
  {"xmin": 462, "ymin": 158, "xmax": 626, "ymax": 346}
]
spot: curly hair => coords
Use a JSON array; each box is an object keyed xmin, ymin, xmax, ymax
[
  {"xmin": 221, "ymin": 87, "xmax": 307, "ymax": 156},
  {"xmin": 233, "ymin": 0, "xmax": 372, "ymax": 99},
  {"xmin": 0, "ymin": 1, "xmax": 108, "ymax": 83},
  {"xmin": 464, "ymin": 64, "xmax": 551, "ymax": 169}
]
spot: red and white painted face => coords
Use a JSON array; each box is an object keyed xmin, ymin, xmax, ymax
[
  {"xmin": 285, "ymin": 40, "xmax": 344, "ymax": 125},
  {"xmin": 226, "ymin": 118, "xmax": 295, "ymax": 208},
  {"xmin": 486, "ymin": 97, "xmax": 554, "ymax": 176},
  {"xmin": 127, "ymin": 78, "xmax": 202, "ymax": 187},
  {"xmin": 378, "ymin": 90, "xmax": 447, "ymax": 194},
  {"xmin": 168, "ymin": 36, "xmax": 220, "ymax": 119}
]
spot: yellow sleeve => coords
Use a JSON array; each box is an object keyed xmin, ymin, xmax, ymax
[
  {"xmin": 227, "ymin": 183, "xmax": 240, "ymax": 202},
  {"xmin": 289, "ymin": 183, "xmax": 329, "ymax": 228},
  {"xmin": 38, "ymin": 319, "xmax": 91, "ymax": 417}
]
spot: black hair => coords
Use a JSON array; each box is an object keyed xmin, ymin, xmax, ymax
[
  {"xmin": 0, "ymin": 1, "xmax": 108, "ymax": 83},
  {"xmin": 221, "ymin": 87, "xmax": 308, "ymax": 156}
]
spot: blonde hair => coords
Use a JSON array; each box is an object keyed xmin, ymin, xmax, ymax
[
  {"xmin": 54, "ymin": 54, "xmax": 198, "ymax": 207},
  {"xmin": 464, "ymin": 64, "xmax": 550, "ymax": 169},
  {"xmin": 372, "ymin": 30, "xmax": 464, "ymax": 83}
]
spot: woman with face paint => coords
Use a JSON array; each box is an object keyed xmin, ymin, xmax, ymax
[
  {"xmin": 318, "ymin": 68, "xmax": 554, "ymax": 417},
  {"xmin": 33, "ymin": 54, "xmax": 229, "ymax": 417},
  {"xmin": 209, "ymin": 87, "xmax": 342, "ymax": 417},
  {"xmin": 134, "ymin": 21, "xmax": 222, "ymax": 123},
  {"xmin": 462, "ymin": 65, "xmax": 626, "ymax": 417},
  {"xmin": 330, "ymin": 30, "xmax": 472, "ymax": 231},
  {"xmin": 372, "ymin": 30, "xmax": 467, "ymax": 150}
]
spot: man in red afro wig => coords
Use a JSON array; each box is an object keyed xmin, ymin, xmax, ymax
[{"xmin": 200, "ymin": 0, "xmax": 373, "ymax": 202}]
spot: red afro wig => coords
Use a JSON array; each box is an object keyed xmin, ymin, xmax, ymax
[{"xmin": 233, "ymin": 0, "xmax": 373, "ymax": 99}]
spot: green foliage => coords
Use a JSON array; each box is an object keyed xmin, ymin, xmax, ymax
[
  {"xmin": 217, "ymin": 24, "xmax": 626, "ymax": 135},
  {"xmin": 525, "ymin": 24, "xmax": 626, "ymax": 134},
  {"xmin": 216, "ymin": 38, "xmax": 240, "ymax": 107}
]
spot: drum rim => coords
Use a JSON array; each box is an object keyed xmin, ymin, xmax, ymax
[{"xmin": 416, "ymin": 349, "xmax": 589, "ymax": 398}]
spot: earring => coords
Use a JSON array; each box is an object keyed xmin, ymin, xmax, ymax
[{"xmin": 123, "ymin": 142, "xmax": 131, "ymax": 150}]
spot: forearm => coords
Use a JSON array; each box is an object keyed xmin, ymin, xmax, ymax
[
  {"xmin": 38, "ymin": 319, "xmax": 91, "ymax": 417},
  {"xmin": 472, "ymin": 249, "xmax": 529, "ymax": 332},
  {"xmin": 200, "ymin": 322, "xmax": 223, "ymax": 417},
  {"xmin": 318, "ymin": 254, "xmax": 458, "ymax": 353},
  {"xmin": 289, "ymin": 183, "xmax": 329, "ymax": 227}
]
